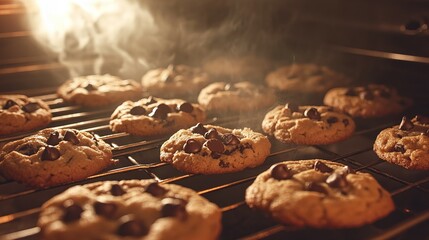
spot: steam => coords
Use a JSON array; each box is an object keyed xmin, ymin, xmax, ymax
[{"xmin": 23, "ymin": 0, "xmax": 286, "ymax": 79}]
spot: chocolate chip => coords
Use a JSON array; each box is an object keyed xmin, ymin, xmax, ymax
[
  {"xmin": 183, "ymin": 139, "xmax": 202, "ymax": 153},
  {"xmin": 270, "ymin": 164, "xmax": 292, "ymax": 180},
  {"xmin": 145, "ymin": 96, "xmax": 157, "ymax": 105},
  {"xmin": 177, "ymin": 102, "xmax": 193, "ymax": 113},
  {"xmin": 416, "ymin": 115, "xmax": 429, "ymax": 125},
  {"xmin": 145, "ymin": 182, "xmax": 167, "ymax": 197},
  {"xmin": 46, "ymin": 131, "xmax": 62, "ymax": 146},
  {"xmin": 326, "ymin": 173, "xmax": 347, "ymax": 188},
  {"xmin": 22, "ymin": 102, "xmax": 40, "ymax": 113},
  {"xmin": 305, "ymin": 182, "xmax": 327, "ymax": 194},
  {"xmin": 161, "ymin": 198, "xmax": 187, "ymax": 220},
  {"xmin": 41, "ymin": 146, "xmax": 61, "ymax": 161},
  {"xmin": 63, "ymin": 130, "xmax": 80, "ymax": 145},
  {"xmin": 148, "ymin": 103, "xmax": 170, "ymax": 120},
  {"xmin": 219, "ymin": 160, "xmax": 230, "ymax": 168},
  {"xmin": 205, "ymin": 139, "xmax": 224, "ymax": 153},
  {"xmin": 342, "ymin": 119, "xmax": 349, "ymax": 127},
  {"xmin": 204, "ymin": 128, "xmax": 220, "ymax": 140},
  {"xmin": 62, "ymin": 200, "xmax": 83, "ymax": 223},
  {"xmin": 110, "ymin": 184, "xmax": 126, "ymax": 196},
  {"xmin": 117, "ymin": 215, "xmax": 147, "ymax": 236},
  {"xmin": 190, "ymin": 123, "xmax": 208, "ymax": 135},
  {"xmin": 285, "ymin": 103, "xmax": 299, "ymax": 113},
  {"xmin": 313, "ymin": 160, "xmax": 334, "ymax": 173},
  {"xmin": 326, "ymin": 117, "xmax": 338, "ymax": 124},
  {"xmin": 239, "ymin": 143, "xmax": 252, "ymax": 153},
  {"xmin": 17, "ymin": 144, "xmax": 39, "ymax": 156},
  {"xmin": 211, "ymin": 152, "xmax": 222, "ymax": 159},
  {"xmin": 399, "ymin": 116, "xmax": 414, "ymax": 130},
  {"xmin": 224, "ymin": 83, "xmax": 236, "ymax": 91},
  {"xmin": 304, "ymin": 107, "xmax": 321, "ymax": 120},
  {"xmin": 83, "ymin": 83, "xmax": 97, "ymax": 91},
  {"xmin": 344, "ymin": 88, "xmax": 357, "ymax": 96},
  {"xmin": 3, "ymin": 100, "xmax": 17, "ymax": 109},
  {"xmin": 360, "ymin": 91, "xmax": 374, "ymax": 100},
  {"xmin": 394, "ymin": 144, "xmax": 406, "ymax": 153},
  {"xmin": 130, "ymin": 106, "xmax": 147, "ymax": 116},
  {"xmin": 222, "ymin": 133, "xmax": 240, "ymax": 145},
  {"xmin": 94, "ymin": 200, "xmax": 117, "ymax": 218}
]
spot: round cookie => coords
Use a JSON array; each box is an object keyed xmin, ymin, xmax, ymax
[
  {"xmin": 245, "ymin": 159, "xmax": 394, "ymax": 228},
  {"xmin": 141, "ymin": 64, "xmax": 210, "ymax": 99},
  {"xmin": 110, "ymin": 97, "xmax": 206, "ymax": 137},
  {"xmin": 324, "ymin": 84, "xmax": 412, "ymax": 118},
  {"xmin": 0, "ymin": 95, "xmax": 52, "ymax": 135},
  {"xmin": 38, "ymin": 180, "xmax": 221, "ymax": 240},
  {"xmin": 197, "ymin": 81, "xmax": 276, "ymax": 113},
  {"xmin": 57, "ymin": 74, "xmax": 142, "ymax": 107},
  {"xmin": 374, "ymin": 115, "xmax": 429, "ymax": 170},
  {"xmin": 265, "ymin": 64, "xmax": 349, "ymax": 93},
  {"xmin": 262, "ymin": 104, "xmax": 355, "ymax": 145},
  {"xmin": 160, "ymin": 123, "xmax": 271, "ymax": 174},
  {"xmin": 0, "ymin": 128, "xmax": 114, "ymax": 188}
]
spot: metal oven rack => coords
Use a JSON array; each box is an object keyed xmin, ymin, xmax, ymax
[{"xmin": 0, "ymin": 89, "xmax": 428, "ymax": 240}]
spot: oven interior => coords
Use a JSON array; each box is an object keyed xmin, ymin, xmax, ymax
[{"xmin": 1, "ymin": 1, "xmax": 429, "ymax": 239}]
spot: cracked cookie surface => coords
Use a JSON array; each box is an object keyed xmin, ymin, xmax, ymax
[
  {"xmin": 0, "ymin": 128, "xmax": 114, "ymax": 188},
  {"xmin": 374, "ymin": 115, "xmax": 429, "ymax": 170},
  {"xmin": 160, "ymin": 123, "xmax": 271, "ymax": 174},
  {"xmin": 262, "ymin": 104, "xmax": 355, "ymax": 145},
  {"xmin": 57, "ymin": 74, "xmax": 142, "ymax": 107},
  {"xmin": 38, "ymin": 179, "xmax": 221, "ymax": 240},
  {"xmin": 110, "ymin": 97, "xmax": 206, "ymax": 137},
  {"xmin": 245, "ymin": 159, "xmax": 394, "ymax": 228},
  {"xmin": 0, "ymin": 95, "xmax": 52, "ymax": 135}
]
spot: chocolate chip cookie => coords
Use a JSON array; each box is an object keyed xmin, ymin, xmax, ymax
[
  {"xmin": 262, "ymin": 104, "xmax": 355, "ymax": 145},
  {"xmin": 160, "ymin": 123, "xmax": 271, "ymax": 174},
  {"xmin": 57, "ymin": 74, "xmax": 142, "ymax": 107},
  {"xmin": 245, "ymin": 159, "xmax": 394, "ymax": 228},
  {"xmin": 324, "ymin": 84, "xmax": 412, "ymax": 118},
  {"xmin": 374, "ymin": 115, "xmax": 429, "ymax": 170},
  {"xmin": 141, "ymin": 64, "xmax": 210, "ymax": 99},
  {"xmin": 0, "ymin": 128, "xmax": 114, "ymax": 188},
  {"xmin": 38, "ymin": 180, "xmax": 222, "ymax": 240},
  {"xmin": 197, "ymin": 81, "xmax": 277, "ymax": 113},
  {"xmin": 0, "ymin": 95, "xmax": 52, "ymax": 135},
  {"xmin": 110, "ymin": 97, "xmax": 206, "ymax": 137},
  {"xmin": 265, "ymin": 64, "xmax": 349, "ymax": 93}
]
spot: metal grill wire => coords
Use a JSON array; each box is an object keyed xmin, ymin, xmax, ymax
[{"xmin": 0, "ymin": 90, "xmax": 428, "ymax": 240}]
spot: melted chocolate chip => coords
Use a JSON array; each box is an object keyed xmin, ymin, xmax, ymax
[
  {"xmin": 394, "ymin": 144, "xmax": 406, "ymax": 153},
  {"xmin": 222, "ymin": 133, "xmax": 240, "ymax": 145},
  {"xmin": 161, "ymin": 198, "xmax": 187, "ymax": 220},
  {"xmin": 117, "ymin": 215, "xmax": 147, "ymax": 236},
  {"xmin": 270, "ymin": 164, "xmax": 292, "ymax": 180},
  {"xmin": 17, "ymin": 144, "xmax": 39, "ymax": 156},
  {"xmin": 22, "ymin": 102, "xmax": 40, "ymax": 113},
  {"xmin": 110, "ymin": 184, "xmax": 126, "ymax": 196},
  {"xmin": 190, "ymin": 123, "xmax": 208, "ymax": 135},
  {"xmin": 3, "ymin": 100, "xmax": 17, "ymax": 109},
  {"xmin": 148, "ymin": 103, "xmax": 170, "ymax": 120},
  {"xmin": 304, "ymin": 107, "xmax": 321, "ymax": 121},
  {"xmin": 360, "ymin": 91, "xmax": 374, "ymax": 100},
  {"xmin": 94, "ymin": 201, "xmax": 117, "ymax": 218},
  {"xmin": 177, "ymin": 102, "xmax": 193, "ymax": 113},
  {"xmin": 344, "ymin": 88, "xmax": 357, "ymax": 96},
  {"xmin": 145, "ymin": 182, "xmax": 167, "ymax": 197},
  {"xmin": 416, "ymin": 115, "xmax": 429, "ymax": 125},
  {"xmin": 204, "ymin": 128, "xmax": 220, "ymax": 140},
  {"xmin": 305, "ymin": 182, "xmax": 327, "ymax": 194},
  {"xmin": 83, "ymin": 83, "xmax": 97, "ymax": 91},
  {"xmin": 62, "ymin": 200, "xmax": 83, "ymax": 223},
  {"xmin": 130, "ymin": 106, "xmax": 146, "ymax": 116},
  {"xmin": 326, "ymin": 173, "xmax": 347, "ymax": 188},
  {"xmin": 239, "ymin": 143, "xmax": 252, "ymax": 153},
  {"xmin": 211, "ymin": 152, "xmax": 221, "ymax": 159},
  {"xmin": 47, "ymin": 131, "xmax": 62, "ymax": 146},
  {"xmin": 342, "ymin": 119, "xmax": 349, "ymax": 127},
  {"xmin": 285, "ymin": 103, "xmax": 299, "ymax": 113},
  {"xmin": 183, "ymin": 139, "xmax": 202, "ymax": 153},
  {"xmin": 63, "ymin": 131, "xmax": 80, "ymax": 145},
  {"xmin": 326, "ymin": 117, "xmax": 338, "ymax": 124},
  {"xmin": 399, "ymin": 116, "xmax": 414, "ymax": 131},
  {"xmin": 41, "ymin": 146, "xmax": 61, "ymax": 161},
  {"xmin": 145, "ymin": 96, "xmax": 157, "ymax": 105},
  {"xmin": 205, "ymin": 139, "xmax": 224, "ymax": 154},
  {"xmin": 314, "ymin": 161, "xmax": 334, "ymax": 173}
]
